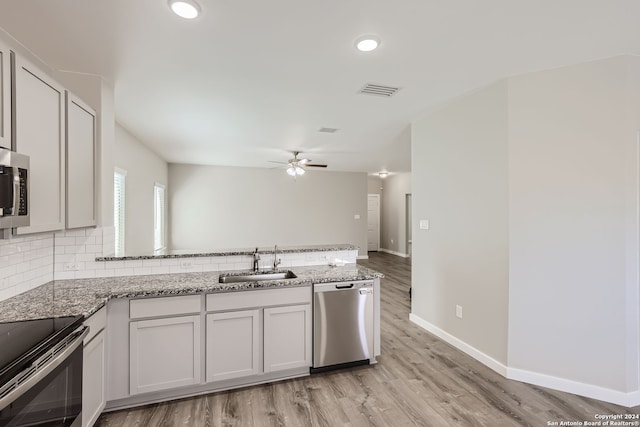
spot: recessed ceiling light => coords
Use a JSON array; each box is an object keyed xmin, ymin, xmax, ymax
[
  {"xmin": 169, "ymin": 0, "xmax": 201, "ymax": 19},
  {"xmin": 355, "ymin": 36, "xmax": 380, "ymax": 52}
]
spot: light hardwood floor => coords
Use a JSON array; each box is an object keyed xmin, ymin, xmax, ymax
[{"xmin": 97, "ymin": 252, "xmax": 639, "ymax": 426}]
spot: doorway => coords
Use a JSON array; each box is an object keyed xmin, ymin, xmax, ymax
[{"xmin": 367, "ymin": 194, "xmax": 380, "ymax": 251}]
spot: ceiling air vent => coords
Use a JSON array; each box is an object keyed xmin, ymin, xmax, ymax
[
  {"xmin": 358, "ymin": 83, "xmax": 401, "ymax": 98},
  {"xmin": 318, "ymin": 127, "xmax": 339, "ymax": 133}
]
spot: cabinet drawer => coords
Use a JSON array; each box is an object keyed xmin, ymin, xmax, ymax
[
  {"xmin": 206, "ymin": 286, "xmax": 311, "ymax": 312},
  {"xmin": 83, "ymin": 306, "xmax": 106, "ymax": 344},
  {"xmin": 130, "ymin": 295, "xmax": 201, "ymax": 319}
]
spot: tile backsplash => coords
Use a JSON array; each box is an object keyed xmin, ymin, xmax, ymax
[
  {"xmin": 54, "ymin": 227, "xmax": 357, "ymax": 279},
  {"xmin": 0, "ymin": 233, "xmax": 54, "ymax": 301},
  {"xmin": 0, "ymin": 226, "xmax": 357, "ymax": 302}
]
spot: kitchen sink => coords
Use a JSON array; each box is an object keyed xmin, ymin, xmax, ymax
[{"xmin": 218, "ymin": 270, "xmax": 297, "ymax": 283}]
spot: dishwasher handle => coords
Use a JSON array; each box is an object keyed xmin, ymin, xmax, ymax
[{"xmin": 335, "ymin": 284, "xmax": 354, "ymax": 289}]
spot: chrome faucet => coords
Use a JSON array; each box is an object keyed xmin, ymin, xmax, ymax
[
  {"xmin": 253, "ymin": 247, "xmax": 260, "ymax": 272},
  {"xmin": 272, "ymin": 245, "xmax": 281, "ymax": 270}
]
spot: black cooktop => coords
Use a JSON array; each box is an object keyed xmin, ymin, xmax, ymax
[{"xmin": 0, "ymin": 315, "xmax": 84, "ymax": 386}]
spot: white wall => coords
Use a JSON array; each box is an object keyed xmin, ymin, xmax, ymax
[
  {"xmin": 169, "ymin": 164, "xmax": 368, "ymax": 257},
  {"xmin": 411, "ymin": 55, "xmax": 640, "ymax": 405},
  {"xmin": 368, "ymin": 176, "xmax": 382, "ymax": 195},
  {"xmin": 380, "ymin": 173, "xmax": 411, "ymax": 256},
  {"xmin": 411, "ymin": 80, "xmax": 510, "ymax": 365},
  {"xmin": 114, "ymin": 124, "xmax": 168, "ymax": 256},
  {"xmin": 507, "ymin": 56, "xmax": 640, "ymax": 396}
]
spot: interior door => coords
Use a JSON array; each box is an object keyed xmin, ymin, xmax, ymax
[
  {"xmin": 406, "ymin": 193, "xmax": 412, "ymax": 257},
  {"xmin": 367, "ymin": 194, "xmax": 380, "ymax": 251}
]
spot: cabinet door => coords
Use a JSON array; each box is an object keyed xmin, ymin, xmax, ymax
[
  {"xmin": 264, "ymin": 304, "xmax": 311, "ymax": 373},
  {"xmin": 66, "ymin": 92, "xmax": 96, "ymax": 229},
  {"xmin": 14, "ymin": 55, "xmax": 65, "ymax": 234},
  {"xmin": 130, "ymin": 315, "xmax": 201, "ymax": 395},
  {"xmin": 206, "ymin": 310, "xmax": 260, "ymax": 382},
  {"xmin": 83, "ymin": 330, "xmax": 105, "ymax": 427},
  {"xmin": 0, "ymin": 41, "xmax": 10, "ymax": 150}
]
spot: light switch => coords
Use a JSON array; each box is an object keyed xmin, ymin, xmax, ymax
[
  {"xmin": 419, "ymin": 220, "xmax": 429, "ymax": 230},
  {"xmin": 354, "ymin": 214, "xmax": 360, "ymax": 220}
]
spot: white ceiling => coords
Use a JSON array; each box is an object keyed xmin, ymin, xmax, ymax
[{"xmin": 0, "ymin": 0, "xmax": 638, "ymax": 173}]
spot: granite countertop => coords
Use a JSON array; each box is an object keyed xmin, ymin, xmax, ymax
[
  {"xmin": 96, "ymin": 243, "xmax": 359, "ymax": 261},
  {"xmin": 0, "ymin": 264, "xmax": 383, "ymax": 323}
]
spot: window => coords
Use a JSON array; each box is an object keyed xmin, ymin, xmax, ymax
[
  {"xmin": 114, "ymin": 168, "xmax": 126, "ymax": 257},
  {"xmin": 154, "ymin": 183, "xmax": 166, "ymax": 252}
]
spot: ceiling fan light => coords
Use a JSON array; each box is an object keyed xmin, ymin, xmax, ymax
[
  {"xmin": 296, "ymin": 166, "xmax": 305, "ymax": 175},
  {"xmin": 287, "ymin": 166, "xmax": 296, "ymax": 176},
  {"xmin": 169, "ymin": 0, "xmax": 200, "ymax": 19}
]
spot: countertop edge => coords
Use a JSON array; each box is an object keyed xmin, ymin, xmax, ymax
[
  {"xmin": 96, "ymin": 244, "xmax": 359, "ymax": 262},
  {"xmin": 0, "ymin": 265, "xmax": 383, "ymax": 323}
]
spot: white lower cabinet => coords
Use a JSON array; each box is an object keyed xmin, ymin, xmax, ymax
[
  {"xmin": 82, "ymin": 329, "xmax": 105, "ymax": 427},
  {"xmin": 206, "ymin": 309, "xmax": 260, "ymax": 382},
  {"xmin": 129, "ymin": 315, "xmax": 201, "ymax": 395},
  {"xmin": 264, "ymin": 304, "xmax": 311, "ymax": 373},
  {"xmin": 205, "ymin": 287, "xmax": 313, "ymax": 384},
  {"xmin": 82, "ymin": 307, "xmax": 107, "ymax": 427},
  {"xmin": 104, "ymin": 286, "xmax": 317, "ymax": 410}
]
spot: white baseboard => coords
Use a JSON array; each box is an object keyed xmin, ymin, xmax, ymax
[
  {"xmin": 409, "ymin": 313, "xmax": 508, "ymax": 376},
  {"xmin": 379, "ymin": 248, "xmax": 410, "ymax": 258},
  {"xmin": 628, "ymin": 390, "xmax": 640, "ymax": 407},
  {"xmin": 357, "ymin": 255, "xmax": 369, "ymax": 260},
  {"xmin": 409, "ymin": 312, "xmax": 640, "ymax": 408},
  {"xmin": 507, "ymin": 367, "xmax": 640, "ymax": 408}
]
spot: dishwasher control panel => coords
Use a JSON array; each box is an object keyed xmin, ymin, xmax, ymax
[{"xmin": 313, "ymin": 280, "xmax": 373, "ymax": 292}]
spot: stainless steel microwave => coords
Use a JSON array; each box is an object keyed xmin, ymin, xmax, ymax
[{"xmin": 0, "ymin": 147, "xmax": 29, "ymax": 230}]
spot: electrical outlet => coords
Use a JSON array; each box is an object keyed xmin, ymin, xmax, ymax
[
  {"xmin": 179, "ymin": 260, "xmax": 193, "ymax": 269},
  {"xmin": 390, "ymin": 239, "xmax": 394, "ymax": 244},
  {"xmin": 456, "ymin": 305, "xmax": 463, "ymax": 319},
  {"xmin": 64, "ymin": 263, "xmax": 79, "ymax": 271}
]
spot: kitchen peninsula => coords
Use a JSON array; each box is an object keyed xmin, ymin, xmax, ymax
[{"xmin": 0, "ymin": 244, "xmax": 383, "ymax": 425}]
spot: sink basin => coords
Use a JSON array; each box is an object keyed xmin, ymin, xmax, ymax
[{"xmin": 218, "ymin": 270, "xmax": 297, "ymax": 283}]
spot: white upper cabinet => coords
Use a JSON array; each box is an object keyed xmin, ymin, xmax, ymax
[
  {"xmin": 0, "ymin": 40, "xmax": 10, "ymax": 150},
  {"xmin": 13, "ymin": 54, "xmax": 65, "ymax": 234},
  {"xmin": 66, "ymin": 92, "xmax": 96, "ymax": 229}
]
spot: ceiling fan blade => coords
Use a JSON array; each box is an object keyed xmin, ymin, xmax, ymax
[
  {"xmin": 268, "ymin": 160, "xmax": 288, "ymax": 164},
  {"xmin": 305, "ymin": 164, "xmax": 327, "ymax": 168},
  {"xmin": 298, "ymin": 158, "xmax": 311, "ymax": 164}
]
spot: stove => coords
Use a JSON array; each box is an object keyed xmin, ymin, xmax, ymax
[{"xmin": 0, "ymin": 315, "xmax": 87, "ymax": 426}]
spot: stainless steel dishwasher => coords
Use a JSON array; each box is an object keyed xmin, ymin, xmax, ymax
[{"xmin": 312, "ymin": 280, "xmax": 374, "ymax": 371}]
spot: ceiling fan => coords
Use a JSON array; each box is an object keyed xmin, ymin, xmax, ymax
[{"xmin": 271, "ymin": 151, "xmax": 328, "ymax": 176}]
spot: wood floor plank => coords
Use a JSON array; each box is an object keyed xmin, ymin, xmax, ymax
[{"xmin": 97, "ymin": 252, "xmax": 639, "ymax": 426}]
